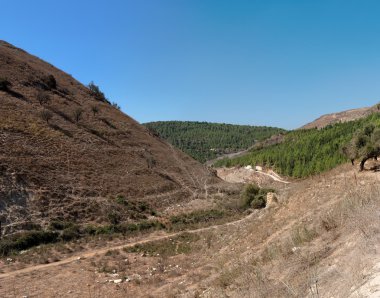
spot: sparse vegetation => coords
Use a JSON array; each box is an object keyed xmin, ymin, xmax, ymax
[
  {"xmin": 42, "ymin": 74, "xmax": 57, "ymax": 89},
  {"xmin": 170, "ymin": 209, "xmax": 226, "ymax": 229},
  {"xmin": 73, "ymin": 108, "xmax": 83, "ymax": 123},
  {"xmin": 88, "ymin": 81, "xmax": 108, "ymax": 102},
  {"xmin": 112, "ymin": 102, "xmax": 121, "ymax": 110},
  {"xmin": 40, "ymin": 109, "xmax": 53, "ymax": 124},
  {"xmin": 240, "ymin": 183, "xmax": 270, "ymax": 209},
  {"xmin": 124, "ymin": 232, "xmax": 200, "ymax": 257},
  {"xmin": 0, "ymin": 230, "xmax": 59, "ymax": 256},
  {"xmin": 91, "ymin": 105, "xmax": 99, "ymax": 116},
  {"xmin": 0, "ymin": 78, "xmax": 11, "ymax": 91},
  {"xmin": 37, "ymin": 91, "xmax": 51, "ymax": 105}
]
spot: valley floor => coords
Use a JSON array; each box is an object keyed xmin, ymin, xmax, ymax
[{"xmin": 0, "ymin": 164, "xmax": 379, "ymax": 297}]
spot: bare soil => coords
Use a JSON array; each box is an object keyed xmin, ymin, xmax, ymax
[{"xmin": 0, "ymin": 164, "xmax": 378, "ymax": 297}]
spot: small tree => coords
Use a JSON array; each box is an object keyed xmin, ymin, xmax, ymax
[
  {"xmin": 40, "ymin": 110, "xmax": 53, "ymax": 124},
  {"xmin": 37, "ymin": 91, "xmax": 51, "ymax": 105},
  {"xmin": 42, "ymin": 75, "xmax": 57, "ymax": 89},
  {"xmin": 73, "ymin": 108, "xmax": 83, "ymax": 123},
  {"xmin": 91, "ymin": 105, "xmax": 99, "ymax": 116},
  {"xmin": 112, "ymin": 102, "xmax": 121, "ymax": 110},
  {"xmin": 0, "ymin": 78, "xmax": 11, "ymax": 91},
  {"xmin": 88, "ymin": 81, "xmax": 106, "ymax": 101},
  {"xmin": 343, "ymin": 125, "xmax": 380, "ymax": 171}
]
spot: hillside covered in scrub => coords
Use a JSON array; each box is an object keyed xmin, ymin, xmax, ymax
[
  {"xmin": 0, "ymin": 41, "xmax": 222, "ymax": 237},
  {"xmin": 215, "ymin": 113, "xmax": 380, "ymax": 178},
  {"xmin": 144, "ymin": 121, "xmax": 285, "ymax": 162}
]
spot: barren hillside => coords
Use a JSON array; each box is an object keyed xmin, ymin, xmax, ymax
[
  {"xmin": 0, "ymin": 41, "xmax": 220, "ymax": 234},
  {"xmin": 301, "ymin": 105, "xmax": 378, "ymax": 129}
]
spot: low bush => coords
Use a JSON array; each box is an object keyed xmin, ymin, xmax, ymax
[
  {"xmin": 0, "ymin": 231, "xmax": 59, "ymax": 256},
  {"xmin": 112, "ymin": 102, "xmax": 121, "ymax": 110},
  {"xmin": 49, "ymin": 220, "xmax": 74, "ymax": 230},
  {"xmin": 91, "ymin": 105, "xmax": 99, "ymax": 116},
  {"xmin": 37, "ymin": 91, "xmax": 51, "ymax": 105},
  {"xmin": 73, "ymin": 108, "xmax": 83, "ymax": 123},
  {"xmin": 88, "ymin": 81, "xmax": 107, "ymax": 102},
  {"xmin": 124, "ymin": 232, "xmax": 199, "ymax": 257},
  {"xmin": 40, "ymin": 110, "xmax": 53, "ymax": 124},
  {"xmin": 0, "ymin": 78, "xmax": 11, "ymax": 91},
  {"xmin": 240, "ymin": 183, "xmax": 270, "ymax": 209},
  {"xmin": 170, "ymin": 209, "xmax": 226, "ymax": 226},
  {"xmin": 60, "ymin": 225, "xmax": 81, "ymax": 241},
  {"xmin": 42, "ymin": 74, "xmax": 57, "ymax": 89}
]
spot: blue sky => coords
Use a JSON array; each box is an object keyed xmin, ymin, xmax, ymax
[{"xmin": 2, "ymin": 0, "xmax": 380, "ymax": 129}]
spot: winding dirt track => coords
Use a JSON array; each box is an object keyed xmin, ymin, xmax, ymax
[{"xmin": 0, "ymin": 211, "xmax": 257, "ymax": 280}]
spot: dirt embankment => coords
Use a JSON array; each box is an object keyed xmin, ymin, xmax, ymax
[{"xmin": 216, "ymin": 166, "xmax": 290, "ymax": 188}]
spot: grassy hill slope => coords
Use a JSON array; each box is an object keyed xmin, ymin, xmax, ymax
[{"xmin": 144, "ymin": 121, "xmax": 286, "ymax": 162}]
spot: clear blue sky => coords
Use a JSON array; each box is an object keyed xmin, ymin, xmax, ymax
[{"xmin": 2, "ymin": 0, "xmax": 380, "ymax": 129}]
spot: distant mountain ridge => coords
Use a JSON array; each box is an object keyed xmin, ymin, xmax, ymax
[{"xmin": 301, "ymin": 104, "xmax": 379, "ymax": 129}]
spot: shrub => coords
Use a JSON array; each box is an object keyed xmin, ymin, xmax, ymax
[
  {"xmin": 240, "ymin": 184, "xmax": 267, "ymax": 209},
  {"xmin": 40, "ymin": 110, "xmax": 53, "ymax": 124},
  {"xmin": 91, "ymin": 105, "xmax": 99, "ymax": 116},
  {"xmin": 37, "ymin": 91, "xmax": 51, "ymax": 105},
  {"xmin": 49, "ymin": 220, "xmax": 74, "ymax": 230},
  {"xmin": 73, "ymin": 108, "xmax": 83, "ymax": 123},
  {"xmin": 0, "ymin": 231, "xmax": 59, "ymax": 256},
  {"xmin": 250, "ymin": 195, "xmax": 266, "ymax": 209},
  {"xmin": 241, "ymin": 184, "xmax": 260, "ymax": 208},
  {"xmin": 112, "ymin": 102, "xmax": 121, "ymax": 110},
  {"xmin": 88, "ymin": 81, "xmax": 106, "ymax": 101},
  {"xmin": 114, "ymin": 194, "xmax": 126, "ymax": 205},
  {"xmin": 0, "ymin": 78, "xmax": 11, "ymax": 91},
  {"xmin": 170, "ymin": 209, "xmax": 225, "ymax": 226},
  {"xmin": 124, "ymin": 232, "xmax": 199, "ymax": 257},
  {"xmin": 42, "ymin": 74, "xmax": 57, "ymax": 89},
  {"xmin": 107, "ymin": 211, "xmax": 121, "ymax": 225},
  {"xmin": 60, "ymin": 225, "xmax": 81, "ymax": 241}
]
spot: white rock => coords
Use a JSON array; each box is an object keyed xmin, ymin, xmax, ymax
[
  {"xmin": 113, "ymin": 279, "xmax": 123, "ymax": 284},
  {"xmin": 292, "ymin": 247, "xmax": 300, "ymax": 253}
]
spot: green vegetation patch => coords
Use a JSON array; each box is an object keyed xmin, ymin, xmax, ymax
[
  {"xmin": 144, "ymin": 121, "xmax": 285, "ymax": 162},
  {"xmin": 216, "ymin": 113, "xmax": 380, "ymax": 178},
  {"xmin": 170, "ymin": 209, "xmax": 226, "ymax": 227},
  {"xmin": 124, "ymin": 232, "xmax": 200, "ymax": 257},
  {"xmin": 0, "ymin": 230, "xmax": 59, "ymax": 256},
  {"xmin": 241, "ymin": 184, "xmax": 274, "ymax": 209}
]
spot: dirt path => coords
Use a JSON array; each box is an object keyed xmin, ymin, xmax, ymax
[
  {"xmin": 0, "ymin": 211, "xmax": 257, "ymax": 280},
  {"xmin": 257, "ymin": 170, "xmax": 290, "ymax": 184}
]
